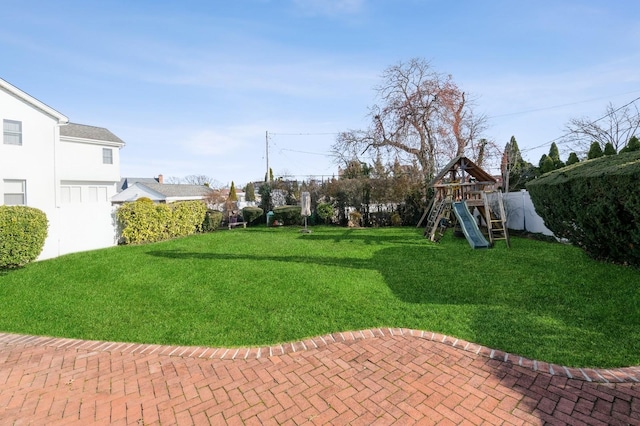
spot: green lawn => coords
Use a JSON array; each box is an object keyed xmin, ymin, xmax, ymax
[{"xmin": 1, "ymin": 226, "xmax": 639, "ymax": 368}]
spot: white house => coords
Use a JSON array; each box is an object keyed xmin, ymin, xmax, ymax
[
  {"xmin": 0, "ymin": 78, "xmax": 125, "ymax": 259},
  {"xmin": 111, "ymin": 180, "xmax": 214, "ymax": 204}
]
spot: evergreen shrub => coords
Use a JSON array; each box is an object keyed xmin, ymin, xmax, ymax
[
  {"xmin": 202, "ymin": 210, "xmax": 223, "ymax": 232},
  {"xmin": 0, "ymin": 206, "xmax": 48, "ymax": 268},
  {"xmin": 526, "ymin": 150, "xmax": 640, "ymax": 266},
  {"xmin": 242, "ymin": 207, "xmax": 263, "ymax": 224},
  {"xmin": 273, "ymin": 205, "xmax": 302, "ymax": 225},
  {"xmin": 117, "ymin": 200, "xmax": 207, "ymax": 244}
]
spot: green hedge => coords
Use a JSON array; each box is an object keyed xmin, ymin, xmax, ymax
[
  {"xmin": 202, "ymin": 210, "xmax": 223, "ymax": 232},
  {"xmin": 527, "ymin": 150, "xmax": 640, "ymax": 266},
  {"xmin": 0, "ymin": 206, "xmax": 48, "ymax": 268},
  {"xmin": 117, "ymin": 199, "xmax": 207, "ymax": 244},
  {"xmin": 242, "ymin": 206, "xmax": 264, "ymax": 224},
  {"xmin": 273, "ymin": 205, "xmax": 302, "ymax": 225}
]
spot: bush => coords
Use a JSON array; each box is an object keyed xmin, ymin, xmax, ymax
[
  {"xmin": 526, "ymin": 150, "xmax": 640, "ymax": 266},
  {"xmin": 202, "ymin": 210, "xmax": 223, "ymax": 232},
  {"xmin": 242, "ymin": 206, "xmax": 264, "ymax": 224},
  {"xmin": 391, "ymin": 212, "xmax": 402, "ymax": 226},
  {"xmin": 273, "ymin": 205, "xmax": 302, "ymax": 225},
  {"xmin": 117, "ymin": 200, "xmax": 207, "ymax": 244},
  {"xmin": 172, "ymin": 201, "xmax": 207, "ymax": 236},
  {"xmin": 0, "ymin": 206, "xmax": 48, "ymax": 268},
  {"xmin": 348, "ymin": 211, "xmax": 362, "ymax": 227},
  {"xmin": 316, "ymin": 202, "xmax": 334, "ymax": 224}
]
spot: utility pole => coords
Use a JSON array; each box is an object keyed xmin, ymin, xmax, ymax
[{"xmin": 265, "ymin": 131, "xmax": 269, "ymax": 182}]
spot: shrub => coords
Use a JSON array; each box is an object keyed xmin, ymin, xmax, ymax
[
  {"xmin": 172, "ymin": 201, "xmax": 207, "ymax": 236},
  {"xmin": 273, "ymin": 205, "xmax": 302, "ymax": 225},
  {"xmin": 587, "ymin": 142, "xmax": 603, "ymax": 159},
  {"xmin": 526, "ymin": 150, "xmax": 640, "ymax": 266},
  {"xmin": 316, "ymin": 202, "xmax": 334, "ymax": 224},
  {"xmin": 202, "ymin": 210, "xmax": 223, "ymax": 232},
  {"xmin": 117, "ymin": 200, "xmax": 207, "ymax": 244},
  {"xmin": 0, "ymin": 206, "xmax": 48, "ymax": 268},
  {"xmin": 391, "ymin": 212, "xmax": 402, "ymax": 226},
  {"xmin": 348, "ymin": 211, "xmax": 362, "ymax": 227},
  {"xmin": 242, "ymin": 206, "xmax": 263, "ymax": 224}
]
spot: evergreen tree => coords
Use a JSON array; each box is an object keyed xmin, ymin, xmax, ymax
[
  {"xmin": 566, "ymin": 152, "xmax": 580, "ymax": 166},
  {"xmin": 539, "ymin": 154, "xmax": 555, "ymax": 174},
  {"xmin": 229, "ymin": 181, "xmax": 238, "ymax": 201},
  {"xmin": 603, "ymin": 142, "xmax": 616, "ymax": 156},
  {"xmin": 258, "ymin": 183, "xmax": 273, "ymax": 212},
  {"xmin": 548, "ymin": 142, "xmax": 565, "ymax": 169},
  {"xmin": 587, "ymin": 141, "xmax": 604, "ymax": 159},
  {"xmin": 619, "ymin": 136, "xmax": 640, "ymax": 153},
  {"xmin": 501, "ymin": 136, "xmax": 536, "ymax": 191},
  {"xmin": 245, "ymin": 182, "xmax": 255, "ymax": 201}
]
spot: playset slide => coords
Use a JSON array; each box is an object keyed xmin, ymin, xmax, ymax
[{"xmin": 451, "ymin": 202, "xmax": 490, "ymax": 249}]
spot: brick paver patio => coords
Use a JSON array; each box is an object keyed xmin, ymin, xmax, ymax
[{"xmin": 1, "ymin": 329, "xmax": 638, "ymax": 425}]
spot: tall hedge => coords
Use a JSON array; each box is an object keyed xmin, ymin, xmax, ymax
[
  {"xmin": 242, "ymin": 206, "xmax": 263, "ymax": 224},
  {"xmin": 526, "ymin": 150, "xmax": 640, "ymax": 266},
  {"xmin": 0, "ymin": 206, "xmax": 48, "ymax": 268},
  {"xmin": 273, "ymin": 205, "xmax": 302, "ymax": 225},
  {"xmin": 117, "ymin": 199, "xmax": 207, "ymax": 244}
]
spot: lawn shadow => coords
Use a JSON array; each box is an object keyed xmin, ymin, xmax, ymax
[
  {"xmin": 297, "ymin": 227, "xmax": 428, "ymax": 245},
  {"xmin": 146, "ymin": 236, "xmax": 640, "ymax": 368}
]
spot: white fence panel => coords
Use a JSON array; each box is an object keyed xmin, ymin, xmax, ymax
[{"xmin": 502, "ymin": 190, "xmax": 554, "ymax": 236}]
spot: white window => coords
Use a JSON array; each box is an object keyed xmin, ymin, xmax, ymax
[
  {"xmin": 3, "ymin": 120, "xmax": 22, "ymax": 145},
  {"xmin": 102, "ymin": 148, "xmax": 113, "ymax": 164},
  {"xmin": 3, "ymin": 179, "xmax": 26, "ymax": 205},
  {"xmin": 60, "ymin": 186, "xmax": 82, "ymax": 203}
]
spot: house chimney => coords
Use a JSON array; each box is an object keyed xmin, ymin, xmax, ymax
[{"xmin": 158, "ymin": 174, "xmax": 164, "ymax": 184}]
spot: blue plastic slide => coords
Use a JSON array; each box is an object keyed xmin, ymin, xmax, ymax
[{"xmin": 451, "ymin": 202, "xmax": 490, "ymax": 249}]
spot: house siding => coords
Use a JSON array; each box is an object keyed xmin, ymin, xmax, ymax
[{"xmin": 0, "ymin": 80, "xmax": 124, "ymax": 260}]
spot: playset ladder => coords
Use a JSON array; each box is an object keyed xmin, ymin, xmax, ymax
[
  {"xmin": 424, "ymin": 197, "xmax": 452, "ymax": 242},
  {"xmin": 483, "ymin": 191, "xmax": 510, "ymax": 247},
  {"xmin": 416, "ymin": 197, "xmax": 435, "ymax": 228}
]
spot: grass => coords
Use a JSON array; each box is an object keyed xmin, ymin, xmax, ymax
[{"xmin": 1, "ymin": 226, "xmax": 639, "ymax": 368}]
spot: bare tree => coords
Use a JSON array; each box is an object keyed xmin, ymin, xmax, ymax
[
  {"xmin": 203, "ymin": 186, "xmax": 227, "ymax": 209},
  {"xmin": 332, "ymin": 58, "xmax": 489, "ymax": 186},
  {"xmin": 563, "ymin": 102, "xmax": 640, "ymax": 154},
  {"xmin": 183, "ymin": 175, "xmax": 216, "ymax": 186}
]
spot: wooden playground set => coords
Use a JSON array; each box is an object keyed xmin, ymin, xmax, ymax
[{"xmin": 418, "ymin": 156, "xmax": 510, "ymax": 249}]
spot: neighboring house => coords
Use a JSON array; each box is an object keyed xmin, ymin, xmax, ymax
[
  {"xmin": 117, "ymin": 174, "xmax": 162, "ymax": 192},
  {"xmin": 0, "ymin": 78, "xmax": 125, "ymax": 259},
  {"xmin": 111, "ymin": 181, "xmax": 213, "ymax": 204}
]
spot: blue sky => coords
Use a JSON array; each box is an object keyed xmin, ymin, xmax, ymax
[{"xmin": 3, "ymin": 0, "xmax": 639, "ymax": 186}]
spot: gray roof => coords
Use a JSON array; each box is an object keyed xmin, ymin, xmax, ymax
[
  {"xmin": 60, "ymin": 123, "xmax": 125, "ymax": 144},
  {"xmin": 118, "ymin": 177, "xmax": 160, "ymax": 192},
  {"xmin": 140, "ymin": 183, "xmax": 214, "ymax": 198}
]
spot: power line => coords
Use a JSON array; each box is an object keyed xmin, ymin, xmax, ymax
[
  {"xmin": 280, "ymin": 148, "xmax": 338, "ymax": 157},
  {"xmin": 489, "ymin": 89, "xmax": 640, "ymax": 119},
  {"xmin": 269, "ymin": 132, "xmax": 340, "ymax": 136},
  {"xmin": 520, "ymin": 95, "xmax": 640, "ymax": 154}
]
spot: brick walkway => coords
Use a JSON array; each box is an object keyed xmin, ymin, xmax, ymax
[{"xmin": 1, "ymin": 329, "xmax": 639, "ymax": 425}]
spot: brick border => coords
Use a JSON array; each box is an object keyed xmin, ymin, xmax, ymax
[{"xmin": 1, "ymin": 328, "xmax": 639, "ymax": 383}]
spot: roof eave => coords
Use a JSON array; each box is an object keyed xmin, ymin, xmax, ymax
[{"xmin": 0, "ymin": 78, "xmax": 69, "ymax": 124}]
